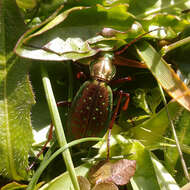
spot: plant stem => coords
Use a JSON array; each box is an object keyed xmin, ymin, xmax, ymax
[
  {"xmin": 161, "ymin": 36, "xmax": 190, "ymax": 56},
  {"xmin": 158, "ymin": 83, "xmax": 190, "ymax": 182},
  {"xmin": 40, "ymin": 65, "xmax": 80, "ymax": 190},
  {"xmin": 27, "ymin": 137, "xmax": 101, "ymax": 190}
]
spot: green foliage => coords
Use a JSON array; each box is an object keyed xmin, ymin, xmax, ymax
[
  {"xmin": 1, "ymin": 181, "xmax": 27, "ymax": 190},
  {"xmin": 16, "ymin": 0, "xmax": 37, "ymax": 9},
  {"xmin": 0, "ymin": 0, "xmax": 35, "ymax": 180},
  {"xmin": 1, "ymin": 0, "xmax": 190, "ymax": 189}
]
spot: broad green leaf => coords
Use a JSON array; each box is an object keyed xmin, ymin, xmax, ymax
[
  {"xmin": 30, "ymin": 0, "xmax": 131, "ymax": 20},
  {"xmin": 15, "ymin": 2, "xmax": 190, "ymax": 64},
  {"xmin": 141, "ymin": 14, "xmax": 190, "ymax": 39},
  {"xmin": 128, "ymin": 0, "xmax": 190, "ymax": 18},
  {"xmin": 129, "ymin": 102, "xmax": 182, "ymax": 146},
  {"xmin": 0, "ymin": 0, "xmax": 35, "ymax": 180},
  {"xmin": 29, "ymin": 0, "xmax": 190, "ymax": 19},
  {"xmin": 151, "ymin": 154, "xmax": 180, "ymax": 190},
  {"xmin": 14, "ymin": 6, "xmax": 98, "ymax": 61},
  {"xmin": 136, "ymin": 41, "xmax": 190, "ymax": 111},
  {"xmin": 128, "ymin": 141, "xmax": 160, "ymax": 190},
  {"xmin": 125, "ymin": 140, "xmax": 179, "ymax": 190},
  {"xmin": 14, "ymin": 4, "xmax": 139, "ymax": 61}
]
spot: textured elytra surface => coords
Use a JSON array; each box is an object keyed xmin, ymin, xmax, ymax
[{"xmin": 67, "ymin": 80, "xmax": 113, "ymax": 140}]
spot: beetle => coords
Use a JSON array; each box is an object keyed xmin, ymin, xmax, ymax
[
  {"xmin": 66, "ymin": 28, "xmax": 164, "ymax": 152},
  {"xmin": 29, "ymin": 28, "xmax": 163, "ymax": 169},
  {"xmin": 67, "ymin": 52, "xmax": 131, "ymax": 144}
]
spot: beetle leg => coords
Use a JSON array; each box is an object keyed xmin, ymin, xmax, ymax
[
  {"xmin": 113, "ymin": 55, "xmax": 146, "ymax": 68},
  {"xmin": 122, "ymin": 93, "xmax": 130, "ymax": 111},
  {"xmin": 56, "ymin": 100, "xmax": 72, "ymax": 107},
  {"xmin": 27, "ymin": 123, "xmax": 54, "ymax": 170},
  {"xmin": 107, "ymin": 91, "xmax": 130, "ymax": 159},
  {"xmin": 110, "ymin": 76, "xmax": 132, "ymax": 86},
  {"xmin": 76, "ymin": 71, "xmax": 87, "ymax": 80},
  {"xmin": 28, "ymin": 101, "xmax": 71, "ymax": 170}
]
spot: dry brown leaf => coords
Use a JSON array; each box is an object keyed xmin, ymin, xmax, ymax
[
  {"xmin": 88, "ymin": 159, "xmax": 136, "ymax": 186},
  {"xmin": 92, "ymin": 182, "xmax": 119, "ymax": 190},
  {"xmin": 78, "ymin": 176, "xmax": 91, "ymax": 190}
]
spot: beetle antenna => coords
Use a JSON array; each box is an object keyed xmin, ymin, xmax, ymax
[{"xmin": 115, "ymin": 27, "xmax": 165, "ymax": 55}]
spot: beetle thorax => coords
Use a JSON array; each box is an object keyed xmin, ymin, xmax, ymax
[{"xmin": 90, "ymin": 53, "xmax": 116, "ymax": 82}]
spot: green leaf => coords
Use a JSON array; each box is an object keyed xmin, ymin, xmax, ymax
[
  {"xmin": 14, "ymin": 4, "xmax": 136, "ymax": 61},
  {"xmin": 135, "ymin": 41, "xmax": 190, "ymax": 112},
  {"xmin": 146, "ymin": 87, "xmax": 162, "ymax": 114},
  {"xmin": 122, "ymin": 141, "xmax": 179, "ymax": 190},
  {"xmin": 1, "ymin": 181, "xmax": 27, "ymax": 190},
  {"xmin": 98, "ymin": 133, "xmax": 174, "ymax": 189},
  {"xmin": 39, "ymin": 163, "xmax": 91, "ymax": 190},
  {"xmin": 131, "ymin": 87, "xmax": 162, "ymax": 115},
  {"xmin": 141, "ymin": 14, "xmax": 190, "ymax": 39},
  {"xmin": 129, "ymin": 102, "xmax": 182, "ymax": 146},
  {"xmin": 128, "ymin": 0, "xmax": 190, "ymax": 18},
  {"xmin": 16, "ymin": 0, "xmax": 37, "ymax": 9},
  {"xmin": 165, "ymin": 109, "xmax": 190, "ymax": 173},
  {"xmin": 11, "ymin": 1, "xmax": 190, "ymax": 188},
  {"xmin": 132, "ymin": 88, "xmax": 152, "ymax": 114},
  {"xmin": 15, "ymin": 3, "xmax": 190, "ymax": 62},
  {"xmin": 151, "ymin": 154, "xmax": 180, "ymax": 190},
  {"xmin": 128, "ymin": 141, "xmax": 160, "ymax": 189},
  {"xmin": 0, "ymin": 0, "xmax": 35, "ymax": 180}
]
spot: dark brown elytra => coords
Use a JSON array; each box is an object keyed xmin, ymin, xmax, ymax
[{"xmin": 67, "ymin": 80, "xmax": 113, "ymax": 140}]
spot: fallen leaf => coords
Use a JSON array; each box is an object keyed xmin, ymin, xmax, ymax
[
  {"xmin": 88, "ymin": 159, "xmax": 136, "ymax": 186},
  {"xmin": 92, "ymin": 182, "xmax": 119, "ymax": 190},
  {"xmin": 78, "ymin": 176, "xmax": 91, "ymax": 190}
]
